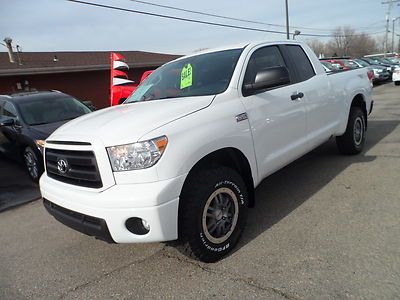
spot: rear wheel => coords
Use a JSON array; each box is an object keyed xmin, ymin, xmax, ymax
[
  {"xmin": 179, "ymin": 167, "xmax": 248, "ymax": 262},
  {"xmin": 23, "ymin": 147, "xmax": 43, "ymax": 182},
  {"xmin": 395, "ymin": 81, "xmax": 400, "ymax": 86},
  {"xmin": 336, "ymin": 107, "xmax": 366, "ymax": 155}
]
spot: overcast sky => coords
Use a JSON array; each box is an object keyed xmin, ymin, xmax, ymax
[{"xmin": 1, "ymin": 0, "xmax": 399, "ymax": 55}]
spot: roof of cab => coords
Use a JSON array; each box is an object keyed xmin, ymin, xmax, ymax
[{"xmin": 172, "ymin": 40, "xmax": 305, "ymax": 61}]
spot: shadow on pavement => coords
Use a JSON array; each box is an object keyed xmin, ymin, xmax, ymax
[
  {"xmin": 236, "ymin": 119, "xmax": 400, "ymax": 250},
  {"xmin": 0, "ymin": 155, "xmax": 41, "ymax": 212}
]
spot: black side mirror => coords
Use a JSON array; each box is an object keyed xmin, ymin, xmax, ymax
[
  {"xmin": 243, "ymin": 66, "xmax": 290, "ymax": 96},
  {"xmin": 0, "ymin": 118, "xmax": 15, "ymax": 127}
]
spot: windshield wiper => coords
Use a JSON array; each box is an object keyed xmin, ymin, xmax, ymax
[{"xmin": 30, "ymin": 122, "xmax": 49, "ymax": 126}]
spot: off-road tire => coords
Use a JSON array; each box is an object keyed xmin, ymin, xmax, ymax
[
  {"xmin": 336, "ymin": 107, "xmax": 366, "ymax": 155},
  {"xmin": 179, "ymin": 167, "xmax": 248, "ymax": 263}
]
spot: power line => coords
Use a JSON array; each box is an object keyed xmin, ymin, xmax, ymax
[
  {"xmin": 66, "ymin": 0, "xmax": 386, "ymax": 38},
  {"xmin": 127, "ymin": 0, "xmax": 386, "ymax": 33}
]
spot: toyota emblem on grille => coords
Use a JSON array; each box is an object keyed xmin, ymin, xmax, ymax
[{"xmin": 57, "ymin": 158, "xmax": 69, "ymax": 174}]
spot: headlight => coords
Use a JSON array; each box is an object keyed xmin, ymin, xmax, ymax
[
  {"xmin": 107, "ymin": 136, "xmax": 168, "ymax": 171},
  {"xmin": 35, "ymin": 140, "xmax": 45, "ymax": 148}
]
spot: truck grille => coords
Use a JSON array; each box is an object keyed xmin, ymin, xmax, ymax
[{"xmin": 45, "ymin": 148, "xmax": 103, "ymax": 188}]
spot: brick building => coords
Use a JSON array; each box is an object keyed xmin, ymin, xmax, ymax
[{"xmin": 0, "ymin": 51, "xmax": 180, "ymax": 108}]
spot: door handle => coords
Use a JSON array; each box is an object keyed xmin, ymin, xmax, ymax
[{"xmin": 291, "ymin": 92, "xmax": 304, "ymax": 101}]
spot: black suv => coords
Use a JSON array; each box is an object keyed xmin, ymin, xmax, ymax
[{"xmin": 0, "ymin": 91, "xmax": 93, "ymax": 182}]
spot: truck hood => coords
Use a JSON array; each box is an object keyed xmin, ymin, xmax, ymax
[{"xmin": 49, "ymin": 96, "xmax": 214, "ymax": 146}]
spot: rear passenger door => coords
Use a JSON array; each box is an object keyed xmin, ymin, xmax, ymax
[
  {"xmin": 239, "ymin": 45, "xmax": 308, "ymax": 180},
  {"xmin": 282, "ymin": 45, "xmax": 336, "ymax": 149}
]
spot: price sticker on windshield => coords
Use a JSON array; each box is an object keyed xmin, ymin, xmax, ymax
[{"xmin": 180, "ymin": 63, "xmax": 193, "ymax": 89}]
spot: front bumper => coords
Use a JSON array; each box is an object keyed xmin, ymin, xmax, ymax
[
  {"xmin": 43, "ymin": 199, "xmax": 115, "ymax": 243},
  {"xmin": 40, "ymin": 174, "xmax": 185, "ymax": 243}
]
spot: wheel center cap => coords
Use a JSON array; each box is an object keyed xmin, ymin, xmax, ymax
[{"xmin": 215, "ymin": 210, "xmax": 223, "ymax": 221}]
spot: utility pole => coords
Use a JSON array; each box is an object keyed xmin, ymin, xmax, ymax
[
  {"xmin": 398, "ymin": 34, "xmax": 400, "ymax": 53},
  {"xmin": 285, "ymin": 0, "xmax": 289, "ymax": 40},
  {"xmin": 382, "ymin": 0, "xmax": 400, "ymax": 56},
  {"xmin": 393, "ymin": 17, "xmax": 400, "ymax": 54}
]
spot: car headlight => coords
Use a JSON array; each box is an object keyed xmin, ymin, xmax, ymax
[
  {"xmin": 107, "ymin": 136, "xmax": 168, "ymax": 171},
  {"xmin": 35, "ymin": 139, "xmax": 45, "ymax": 148}
]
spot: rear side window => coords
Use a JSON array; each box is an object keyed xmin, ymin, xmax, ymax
[
  {"xmin": 3, "ymin": 102, "xmax": 18, "ymax": 118},
  {"xmin": 243, "ymin": 46, "xmax": 287, "ymax": 86},
  {"xmin": 286, "ymin": 45, "xmax": 315, "ymax": 82}
]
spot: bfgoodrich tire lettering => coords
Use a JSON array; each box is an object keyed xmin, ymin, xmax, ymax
[
  {"xmin": 336, "ymin": 107, "xmax": 366, "ymax": 155},
  {"xmin": 179, "ymin": 167, "xmax": 248, "ymax": 263}
]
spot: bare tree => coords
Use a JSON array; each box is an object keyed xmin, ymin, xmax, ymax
[
  {"xmin": 325, "ymin": 26, "xmax": 356, "ymax": 57},
  {"xmin": 324, "ymin": 26, "xmax": 379, "ymax": 57},
  {"xmin": 351, "ymin": 33, "xmax": 378, "ymax": 57},
  {"xmin": 306, "ymin": 39, "xmax": 326, "ymax": 57},
  {"xmin": 374, "ymin": 34, "xmax": 386, "ymax": 53}
]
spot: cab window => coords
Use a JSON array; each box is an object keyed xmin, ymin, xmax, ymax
[
  {"xmin": 243, "ymin": 46, "xmax": 288, "ymax": 88},
  {"xmin": 286, "ymin": 45, "xmax": 315, "ymax": 81}
]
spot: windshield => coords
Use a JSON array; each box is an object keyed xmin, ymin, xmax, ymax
[
  {"xmin": 376, "ymin": 57, "xmax": 390, "ymax": 63},
  {"xmin": 125, "ymin": 48, "xmax": 243, "ymax": 103},
  {"xmin": 363, "ymin": 58, "xmax": 376, "ymax": 64},
  {"xmin": 354, "ymin": 59, "xmax": 369, "ymax": 67},
  {"xmin": 18, "ymin": 96, "xmax": 92, "ymax": 126},
  {"xmin": 387, "ymin": 57, "xmax": 400, "ymax": 63}
]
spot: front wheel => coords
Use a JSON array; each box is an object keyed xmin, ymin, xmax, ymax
[
  {"xmin": 23, "ymin": 147, "xmax": 43, "ymax": 182},
  {"xmin": 179, "ymin": 167, "xmax": 248, "ymax": 262},
  {"xmin": 336, "ymin": 107, "xmax": 366, "ymax": 155}
]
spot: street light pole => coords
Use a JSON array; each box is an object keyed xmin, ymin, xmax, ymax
[{"xmin": 285, "ymin": 0, "xmax": 290, "ymax": 40}]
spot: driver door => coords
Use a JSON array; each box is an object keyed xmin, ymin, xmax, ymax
[{"xmin": 239, "ymin": 45, "xmax": 307, "ymax": 180}]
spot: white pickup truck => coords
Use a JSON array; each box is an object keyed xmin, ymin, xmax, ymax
[{"xmin": 40, "ymin": 41, "xmax": 373, "ymax": 262}]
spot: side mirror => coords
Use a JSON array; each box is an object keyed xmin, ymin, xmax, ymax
[
  {"xmin": 0, "ymin": 118, "xmax": 15, "ymax": 127},
  {"xmin": 243, "ymin": 66, "xmax": 290, "ymax": 96}
]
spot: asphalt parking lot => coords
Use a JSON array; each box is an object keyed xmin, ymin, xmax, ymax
[
  {"xmin": 0, "ymin": 156, "xmax": 41, "ymax": 212},
  {"xmin": 0, "ymin": 83, "xmax": 399, "ymax": 299}
]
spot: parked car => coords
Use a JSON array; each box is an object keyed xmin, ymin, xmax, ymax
[
  {"xmin": 0, "ymin": 91, "xmax": 92, "ymax": 182},
  {"xmin": 360, "ymin": 57, "xmax": 394, "ymax": 78},
  {"xmin": 393, "ymin": 66, "xmax": 400, "ymax": 85},
  {"xmin": 41, "ymin": 41, "xmax": 373, "ymax": 262},
  {"xmin": 386, "ymin": 57, "xmax": 400, "ymax": 64},
  {"xmin": 321, "ymin": 59, "xmax": 373, "ymax": 83},
  {"xmin": 352, "ymin": 59, "xmax": 389, "ymax": 83},
  {"xmin": 337, "ymin": 59, "xmax": 360, "ymax": 69},
  {"xmin": 371, "ymin": 56, "xmax": 400, "ymax": 68}
]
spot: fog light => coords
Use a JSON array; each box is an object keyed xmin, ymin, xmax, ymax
[
  {"xmin": 141, "ymin": 219, "xmax": 150, "ymax": 231},
  {"xmin": 125, "ymin": 217, "xmax": 150, "ymax": 235}
]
